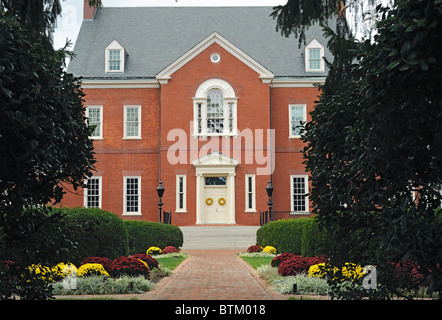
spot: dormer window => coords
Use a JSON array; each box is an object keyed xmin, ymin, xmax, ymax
[
  {"xmin": 105, "ymin": 40, "xmax": 125, "ymax": 73},
  {"xmin": 305, "ymin": 39, "xmax": 325, "ymax": 72},
  {"xmin": 108, "ymin": 49, "xmax": 121, "ymax": 71}
]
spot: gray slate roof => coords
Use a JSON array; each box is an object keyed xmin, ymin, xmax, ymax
[{"xmin": 68, "ymin": 6, "xmax": 333, "ymax": 79}]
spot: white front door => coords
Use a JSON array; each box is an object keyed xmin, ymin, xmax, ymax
[{"xmin": 203, "ymin": 176, "xmax": 228, "ymax": 224}]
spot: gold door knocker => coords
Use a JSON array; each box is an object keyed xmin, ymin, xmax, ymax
[
  {"xmin": 205, "ymin": 197, "xmax": 214, "ymax": 206},
  {"xmin": 218, "ymin": 197, "xmax": 226, "ymax": 206}
]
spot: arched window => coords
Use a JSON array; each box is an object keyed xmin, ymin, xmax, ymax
[
  {"xmin": 193, "ymin": 79, "xmax": 238, "ymax": 136},
  {"xmin": 206, "ymin": 89, "xmax": 224, "ymax": 133}
]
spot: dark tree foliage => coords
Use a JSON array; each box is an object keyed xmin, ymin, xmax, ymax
[
  {"xmin": 0, "ymin": 1, "xmax": 100, "ymax": 299},
  {"xmin": 0, "ymin": 0, "xmax": 102, "ymax": 41},
  {"xmin": 275, "ymin": 0, "xmax": 441, "ymax": 299},
  {"xmin": 271, "ymin": 0, "xmax": 344, "ymax": 44}
]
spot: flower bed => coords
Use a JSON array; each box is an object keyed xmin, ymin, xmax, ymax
[{"xmin": 3, "ymin": 245, "xmax": 186, "ymax": 297}]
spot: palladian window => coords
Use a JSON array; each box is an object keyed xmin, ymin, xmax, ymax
[{"xmin": 193, "ymin": 78, "xmax": 238, "ymax": 137}]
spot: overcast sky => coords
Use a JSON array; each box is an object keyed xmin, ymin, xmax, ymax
[{"xmin": 53, "ymin": 0, "xmax": 287, "ymax": 50}]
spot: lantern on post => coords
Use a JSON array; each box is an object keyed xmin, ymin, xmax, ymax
[
  {"xmin": 157, "ymin": 180, "xmax": 165, "ymax": 223},
  {"xmin": 265, "ymin": 180, "xmax": 273, "ymax": 221}
]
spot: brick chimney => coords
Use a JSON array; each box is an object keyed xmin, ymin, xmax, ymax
[{"xmin": 83, "ymin": 0, "xmax": 97, "ymax": 20}]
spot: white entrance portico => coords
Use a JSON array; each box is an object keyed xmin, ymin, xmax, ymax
[{"xmin": 192, "ymin": 152, "xmax": 238, "ymax": 224}]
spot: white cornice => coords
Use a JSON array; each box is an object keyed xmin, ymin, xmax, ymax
[
  {"xmin": 270, "ymin": 77, "xmax": 326, "ymax": 88},
  {"xmin": 192, "ymin": 151, "xmax": 238, "ymax": 168},
  {"xmin": 80, "ymin": 79, "xmax": 160, "ymax": 89},
  {"xmin": 156, "ymin": 32, "xmax": 274, "ymax": 84}
]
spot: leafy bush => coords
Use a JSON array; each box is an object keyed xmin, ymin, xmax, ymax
[
  {"xmin": 77, "ymin": 263, "xmax": 109, "ymax": 277},
  {"xmin": 110, "ymin": 257, "xmax": 150, "ymax": 278},
  {"xmin": 146, "ymin": 246, "xmax": 162, "ymax": 255},
  {"xmin": 55, "ymin": 208, "xmax": 129, "ymax": 265},
  {"xmin": 132, "ymin": 253, "xmax": 159, "ymax": 270},
  {"xmin": 271, "ymin": 253, "xmax": 297, "ymax": 268},
  {"xmin": 247, "ymin": 245, "xmax": 262, "ymax": 253},
  {"xmin": 262, "ymin": 246, "xmax": 277, "ymax": 254},
  {"xmin": 52, "ymin": 275, "xmax": 155, "ymax": 295},
  {"xmin": 278, "ymin": 256, "xmax": 311, "ymax": 276},
  {"xmin": 300, "ymin": 217, "xmax": 327, "ymax": 256},
  {"xmin": 272, "ymin": 274, "xmax": 330, "ymax": 296},
  {"xmin": 124, "ymin": 220, "xmax": 183, "ymax": 255},
  {"xmin": 162, "ymin": 246, "xmax": 180, "ymax": 254},
  {"xmin": 257, "ymin": 218, "xmax": 312, "ymax": 255},
  {"xmin": 80, "ymin": 257, "xmax": 113, "ymax": 274},
  {"xmin": 278, "ymin": 255, "xmax": 328, "ymax": 276}
]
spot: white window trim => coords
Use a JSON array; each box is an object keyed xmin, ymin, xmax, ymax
[
  {"xmin": 123, "ymin": 105, "xmax": 141, "ymax": 139},
  {"xmin": 123, "ymin": 176, "xmax": 141, "ymax": 216},
  {"xmin": 290, "ymin": 175, "xmax": 309, "ymax": 214},
  {"xmin": 245, "ymin": 174, "xmax": 256, "ymax": 212},
  {"xmin": 193, "ymin": 78, "xmax": 238, "ymax": 137},
  {"xmin": 305, "ymin": 39, "xmax": 325, "ymax": 72},
  {"xmin": 105, "ymin": 40, "xmax": 125, "ymax": 73},
  {"xmin": 86, "ymin": 105, "xmax": 103, "ymax": 139},
  {"xmin": 289, "ymin": 104, "xmax": 307, "ymax": 139},
  {"xmin": 84, "ymin": 176, "xmax": 102, "ymax": 208},
  {"xmin": 175, "ymin": 174, "xmax": 187, "ymax": 213}
]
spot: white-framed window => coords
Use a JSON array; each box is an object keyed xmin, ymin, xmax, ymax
[
  {"xmin": 305, "ymin": 39, "xmax": 325, "ymax": 72},
  {"xmin": 123, "ymin": 176, "xmax": 141, "ymax": 215},
  {"xmin": 176, "ymin": 175, "xmax": 187, "ymax": 212},
  {"xmin": 84, "ymin": 176, "xmax": 102, "ymax": 208},
  {"xmin": 105, "ymin": 40, "xmax": 125, "ymax": 73},
  {"xmin": 289, "ymin": 104, "xmax": 307, "ymax": 138},
  {"xmin": 290, "ymin": 175, "xmax": 309, "ymax": 213},
  {"xmin": 245, "ymin": 174, "xmax": 256, "ymax": 212},
  {"xmin": 193, "ymin": 78, "xmax": 238, "ymax": 137},
  {"xmin": 124, "ymin": 105, "xmax": 141, "ymax": 139},
  {"xmin": 86, "ymin": 106, "xmax": 103, "ymax": 139}
]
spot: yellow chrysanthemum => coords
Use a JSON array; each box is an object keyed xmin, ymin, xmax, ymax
[
  {"xmin": 262, "ymin": 246, "xmax": 277, "ymax": 254},
  {"xmin": 77, "ymin": 263, "xmax": 109, "ymax": 277}
]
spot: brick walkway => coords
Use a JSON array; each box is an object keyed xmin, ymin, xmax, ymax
[{"xmin": 148, "ymin": 250, "xmax": 285, "ymax": 300}]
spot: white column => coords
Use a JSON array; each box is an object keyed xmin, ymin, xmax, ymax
[
  {"xmin": 196, "ymin": 173, "xmax": 203, "ymax": 224},
  {"xmin": 228, "ymin": 172, "xmax": 236, "ymax": 224}
]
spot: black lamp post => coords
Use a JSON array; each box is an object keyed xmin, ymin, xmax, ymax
[
  {"xmin": 265, "ymin": 180, "xmax": 273, "ymax": 221},
  {"xmin": 157, "ymin": 180, "xmax": 165, "ymax": 223}
]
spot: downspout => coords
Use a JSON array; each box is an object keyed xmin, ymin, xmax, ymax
[
  {"xmin": 158, "ymin": 83, "xmax": 162, "ymax": 182},
  {"xmin": 269, "ymin": 84, "xmax": 273, "ymax": 185}
]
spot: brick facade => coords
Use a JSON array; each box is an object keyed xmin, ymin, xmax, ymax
[{"xmin": 60, "ymin": 5, "xmax": 326, "ymax": 226}]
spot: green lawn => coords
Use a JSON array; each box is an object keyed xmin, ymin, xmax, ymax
[
  {"xmin": 239, "ymin": 256, "xmax": 274, "ymax": 269},
  {"xmin": 154, "ymin": 253, "xmax": 188, "ymax": 270}
]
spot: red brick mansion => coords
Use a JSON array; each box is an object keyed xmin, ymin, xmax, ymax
[{"xmin": 60, "ymin": 2, "xmax": 333, "ymax": 226}]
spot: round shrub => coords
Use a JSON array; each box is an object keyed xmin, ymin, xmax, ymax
[
  {"xmin": 247, "ymin": 245, "xmax": 262, "ymax": 253},
  {"xmin": 278, "ymin": 255, "xmax": 328, "ymax": 277},
  {"xmin": 132, "ymin": 253, "xmax": 159, "ymax": 270},
  {"xmin": 124, "ymin": 220, "xmax": 183, "ymax": 255},
  {"xmin": 257, "ymin": 218, "xmax": 311, "ymax": 254},
  {"xmin": 301, "ymin": 217, "xmax": 328, "ymax": 257},
  {"xmin": 77, "ymin": 263, "xmax": 109, "ymax": 277},
  {"xmin": 162, "ymin": 246, "xmax": 180, "ymax": 254},
  {"xmin": 111, "ymin": 256, "xmax": 150, "ymax": 278},
  {"xmin": 55, "ymin": 207, "xmax": 129, "ymax": 265},
  {"xmin": 278, "ymin": 256, "xmax": 311, "ymax": 276},
  {"xmin": 262, "ymin": 246, "xmax": 277, "ymax": 254},
  {"xmin": 146, "ymin": 246, "xmax": 162, "ymax": 255},
  {"xmin": 53, "ymin": 262, "xmax": 77, "ymax": 278},
  {"xmin": 271, "ymin": 253, "xmax": 297, "ymax": 268},
  {"xmin": 81, "ymin": 257, "xmax": 113, "ymax": 274}
]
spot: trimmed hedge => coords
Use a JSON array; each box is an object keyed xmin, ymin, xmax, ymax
[
  {"xmin": 56, "ymin": 207, "xmax": 129, "ymax": 265},
  {"xmin": 256, "ymin": 217, "xmax": 326, "ymax": 256},
  {"xmin": 125, "ymin": 220, "xmax": 183, "ymax": 255}
]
